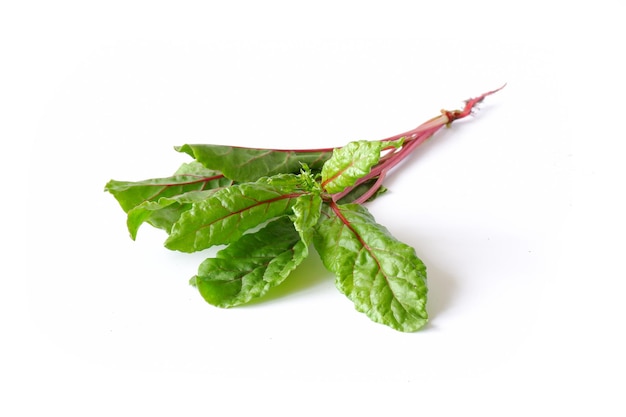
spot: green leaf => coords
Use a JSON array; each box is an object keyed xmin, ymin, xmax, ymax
[
  {"xmin": 165, "ymin": 174, "xmax": 306, "ymax": 252},
  {"xmin": 176, "ymin": 144, "xmax": 333, "ymax": 182},
  {"xmin": 193, "ymin": 217, "xmax": 307, "ymax": 307},
  {"xmin": 290, "ymin": 193, "xmax": 323, "ymax": 242},
  {"xmin": 314, "ymin": 203, "xmax": 428, "ymax": 332},
  {"xmin": 126, "ymin": 190, "xmax": 219, "ymax": 239},
  {"xmin": 104, "ymin": 162, "xmax": 231, "ymax": 213},
  {"xmin": 321, "ymin": 139, "xmax": 402, "ymax": 194}
]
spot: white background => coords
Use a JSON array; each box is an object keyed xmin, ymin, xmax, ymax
[{"xmin": 2, "ymin": 1, "xmax": 625, "ymax": 415}]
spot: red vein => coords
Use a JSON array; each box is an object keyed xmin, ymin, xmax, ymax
[
  {"xmin": 174, "ymin": 191, "xmax": 307, "ymax": 242},
  {"xmin": 143, "ymin": 174, "xmax": 226, "ymax": 202},
  {"xmin": 329, "ymin": 201, "xmax": 402, "ymax": 306},
  {"xmin": 321, "ymin": 160, "xmax": 354, "ymax": 189}
]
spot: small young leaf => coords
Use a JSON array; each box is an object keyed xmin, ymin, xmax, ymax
[
  {"xmin": 321, "ymin": 139, "xmax": 402, "ymax": 194},
  {"xmin": 193, "ymin": 217, "xmax": 307, "ymax": 307},
  {"xmin": 176, "ymin": 144, "xmax": 333, "ymax": 182},
  {"xmin": 290, "ymin": 193, "xmax": 323, "ymax": 242},
  {"xmin": 165, "ymin": 174, "xmax": 306, "ymax": 252},
  {"xmin": 314, "ymin": 202, "xmax": 428, "ymax": 332},
  {"xmin": 105, "ymin": 162, "xmax": 231, "ymax": 212}
]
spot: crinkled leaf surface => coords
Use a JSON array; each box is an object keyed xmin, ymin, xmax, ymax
[
  {"xmin": 104, "ymin": 162, "xmax": 231, "ymax": 212},
  {"xmin": 321, "ymin": 139, "xmax": 401, "ymax": 194},
  {"xmin": 314, "ymin": 203, "xmax": 428, "ymax": 332},
  {"xmin": 176, "ymin": 144, "xmax": 333, "ymax": 182},
  {"xmin": 165, "ymin": 174, "xmax": 306, "ymax": 252},
  {"xmin": 193, "ymin": 217, "xmax": 307, "ymax": 307}
]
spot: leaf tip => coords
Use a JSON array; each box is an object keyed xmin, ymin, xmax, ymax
[{"xmin": 174, "ymin": 144, "xmax": 193, "ymax": 155}]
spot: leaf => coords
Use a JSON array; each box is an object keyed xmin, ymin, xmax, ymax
[
  {"xmin": 290, "ymin": 193, "xmax": 323, "ymax": 242},
  {"xmin": 314, "ymin": 202, "xmax": 428, "ymax": 332},
  {"xmin": 104, "ymin": 162, "xmax": 231, "ymax": 213},
  {"xmin": 176, "ymin": 144, "xmax": 333, "ymax": 182},
  {"xmin": 164, "ymin": 174, "xmax": 306, "ymax": 252},
  {"xmin": 321, "ymin": 139, "xmax": 402, "ymax": 194},
  {"xmin": 126, "ymin": 190, "xmax": 219, "ymax": 239},
  {"xmin": 193, "ymin": 217, "xmax": 307, "ymax": 307}
]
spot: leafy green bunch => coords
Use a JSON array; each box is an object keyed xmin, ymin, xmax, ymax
[{"xmin": 105, "ymin": 86, "xmax": 504, "ymax": 332}]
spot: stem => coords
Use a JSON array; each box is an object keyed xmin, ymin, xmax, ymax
[
  {"xmin": 333, "ymin": 84, "xmax": 506, "ymax": 202},
  {"xmin": 443, "ymin": 83, "xmax": 506, "ymax": 123},
  {"xmin": 331, "ymin": 125, "xmax": 442, "ymax": 202},
  {"xmin": 353, "ymin": 169, "xmax": 387, "ymax": 204}
]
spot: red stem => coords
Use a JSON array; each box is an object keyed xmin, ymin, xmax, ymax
[
  {"xmin": 333, "ymin": 84, "xmax": 506, "ymax": 202},
  {"xmin": 353, "ymin": 169, "xmax": 388, "ymax": 204},
  {"xmin": 444, "ymin": 83, "xmax": 506, "ymax": 123}
]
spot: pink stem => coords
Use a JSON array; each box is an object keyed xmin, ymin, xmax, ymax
[
  {"xmin": 353, "ymin": 169, "xmax": 388, "ymax": 204},
  {"xmin": 331, "ymin": 84, "xmax": 506, "ymax": 203}
]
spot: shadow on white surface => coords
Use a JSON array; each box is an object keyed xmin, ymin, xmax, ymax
[
  {"xmin": 422, "ymin": 260, "xmax": 458, "ymax": 327},
  {"xmin": 243, "ymin": 251, "xmax": 333, "ymax": 307}
]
